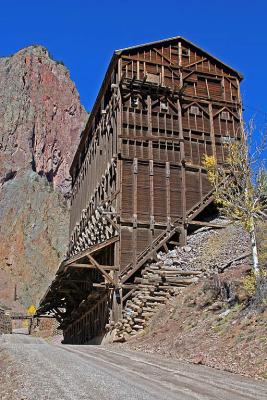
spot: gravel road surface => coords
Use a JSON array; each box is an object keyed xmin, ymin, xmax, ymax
[{"xmin": 0, "ymin": 333, "xmax": 266, "ymax": 400}]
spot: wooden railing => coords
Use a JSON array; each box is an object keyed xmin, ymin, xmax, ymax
[
  {"xmin": 186, "ymin": 188, "xmax": 215, "ymax": 221},
  {"xmin": 121, "ymin": 189, "xmax": 216, "ymax": 283},
  {"xmin": 121, "ymin": 216, "xmax": 183, "ymax": 283}
]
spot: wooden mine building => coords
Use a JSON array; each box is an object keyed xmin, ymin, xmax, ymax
[{"xmin": 38, "ymin": 36, "xmax": 243, "ymax": 343}]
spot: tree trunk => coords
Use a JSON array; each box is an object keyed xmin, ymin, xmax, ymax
[{"xmin": 250, "ymin": 221, "xmax": 259, "ymax": 275}]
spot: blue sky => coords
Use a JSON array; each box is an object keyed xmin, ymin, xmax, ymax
[{"xmin": 1, "ymin": 0, "xmax": 267, "ymax": 127}]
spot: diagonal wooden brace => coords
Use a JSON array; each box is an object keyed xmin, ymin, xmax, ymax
[{"xmin": 87, "ymin": 254, "xmax": 117, "ymax": 287}]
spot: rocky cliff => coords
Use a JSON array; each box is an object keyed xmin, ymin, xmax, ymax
[{"xmin": 0, "ymin": 45, "xmax": 88, "ymax": 310}]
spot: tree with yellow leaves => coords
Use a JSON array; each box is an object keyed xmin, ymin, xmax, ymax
[{"xmin": 203, "ymin": 122, "xmax": 267, "ymax": 275}]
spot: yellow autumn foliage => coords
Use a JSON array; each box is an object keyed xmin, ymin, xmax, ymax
[
  {"xmin": 202, "ymin": 154, "xmax": 216, "ymax": 168},
  {"xmin": 27, "ymin": 304, "xmax": 36, "ymax": 316},
  {"xmin": 202, "ymin": 154, "xmax": 217, "ymax": 184}
]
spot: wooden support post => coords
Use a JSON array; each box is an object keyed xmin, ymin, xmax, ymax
[
  {"xmin": 177, "ymin": 98, "xmax": 187, "ymax": 240},
  {"xmin": 208, "ymin": 103, "xmax": 216, "ymax": 157},
  {"xmin": 149, "ymin": 159, "xmax": 154, "ymax": 247},
  {"xmin": 112, "ymin": 287, "xmax": 122, "ymax": 323},
  {"xmin": 166, "ymin": 162, "xmax": 171, "ymax": 231},
  {"xmin": 133, "ymin": 158, "xmax": 138, "ymax": 268},
  {"xmin": 179, "ymin": 224, "xmax": 187, "ymax": 246}
]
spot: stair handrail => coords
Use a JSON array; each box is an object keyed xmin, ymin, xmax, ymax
[
  {"xmin": 121, "ymin": 216, "xmax": 183, "ymax": 279},
  {"xmin": 186, "ymin": 188, "xmax": 214, "ymax": 219}
]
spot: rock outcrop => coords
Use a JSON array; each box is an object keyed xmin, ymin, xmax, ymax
[
  {"xmin": 0, "ymin": 45, "xmax": 88, "ymax": 309},
  {"xmin": 0, "ymin": 45, "xmax": 87, "ymax": 196}
]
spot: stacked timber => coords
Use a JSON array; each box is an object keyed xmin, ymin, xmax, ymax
[
  {"xmin": 114, "ymin": 263, "xmax": 201, "ymax": 341},
  {"xmin": 69, "ymin": 200, "xmax": 118, "ymax": 256}
]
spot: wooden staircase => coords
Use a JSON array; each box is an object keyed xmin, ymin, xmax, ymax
[
  {"xmin": 121, "ymin": 217, "xmax": 183, "ymax": 283},
  {"xmin": 113, "ymin": 189, "xmax": 218, "ymax": 341},
  {"xmin": 186, "ymin": 188, "xmax": 215, "ymax": 222},
  {"xmin": 121, "ymin": 188, "xmax": 215, "ymax": 284}
]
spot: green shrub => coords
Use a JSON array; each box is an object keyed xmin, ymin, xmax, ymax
[{"xmin": 243, "ymin": 273, "xmax": 257, "ymax": 296}]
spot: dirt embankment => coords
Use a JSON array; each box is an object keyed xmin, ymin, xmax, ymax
[
  {"xmin": 119, "ymin": 222, "xmax": 267, "ymax": 380},
  {"xmin": 122, "ymin": 266, "xmax": 267, "ymax": 379}
]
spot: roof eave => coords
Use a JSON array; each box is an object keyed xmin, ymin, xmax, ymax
[{"xmin": 116, "ymin": 35, "xmax": 243, "ymax": 80}]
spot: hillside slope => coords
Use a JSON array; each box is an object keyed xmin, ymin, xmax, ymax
[
  {"xmin": 117, "ymin": 223, "xmax": 267, "ymax": 380},
  {"xmin": 0, "ymin": 45, "xmax": 88, "ymax": 310}
]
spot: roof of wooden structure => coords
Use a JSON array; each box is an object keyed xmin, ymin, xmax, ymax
[
  {"xmin": 115, "ymin": 36, "xmax": 243, "ymax": 79},
  {"xmin": 70, "ymin": 36, "xmax": 243, "ymax": 174}
]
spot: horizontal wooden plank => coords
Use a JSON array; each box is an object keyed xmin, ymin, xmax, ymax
[{"xmin": 68, "ymin": 263, "xmax": 119, "ymax": 271}]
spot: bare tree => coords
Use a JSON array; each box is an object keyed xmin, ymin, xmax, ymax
[{"xmin": 203, "ymin": 121, "xmax": 267, "ymax": 275}]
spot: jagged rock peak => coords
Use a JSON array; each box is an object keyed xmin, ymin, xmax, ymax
[
  {"xmin": 0, "ymin": 44, "xmax": 88, "ymax": 197},
  {"xmin": 6, "ymin": 44, "xmax": 49, "ymax": 57}
]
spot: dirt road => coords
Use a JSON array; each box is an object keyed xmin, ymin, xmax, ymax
[{"xmin": 0, "ymin": 333, "xmax": 266, "ymax": 400}]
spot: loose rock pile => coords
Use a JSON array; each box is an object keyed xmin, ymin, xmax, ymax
[{"xmin": 114, "ymin": 221, "xmax": 251, "ymax": 341}]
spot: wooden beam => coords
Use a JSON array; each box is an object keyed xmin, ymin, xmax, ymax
[
  {"xmin": 118, "ymin": 134, "xmax": 183, "ymax": 143},
  {"xmin": 121, "ymin": 54, "xmax": 180, "ymax": 70},
  {"xmin": 87, "ymin": 254, "xmax": 117, "ymax": 286},
  {"xmin": 92, "ymin": 283, "xmax": 108, "ymax": 288},
  {"xmin": 153, "ymin": 47, "xmax": 177, "ymax": 66},
  {"xmin": 183, "ymin": 58, "xmax": 207, "ymax": 69},
  {"xmin": 186, "ymin": 189, "xmax": 215, "ymax": 221},
  {"xmin": 104, "ymin": 215, "xmax": 120, "ymax": 233},
  {"xmin": 62, "ymin": 236, "xmax": 119, "ymax": 269},
  {"xmin": 68, "ymin": 263, "xmax": 118, "ymax": 271},
  {"xmin": 163, "ymin": 243, "xmax": 169, "ymax": 253},
  {"xmin": 122, "ymin": 288, "xmax": 135, "ymax": 303},
  {"xmin": 121, "ymin": 284, "xmax": 138, "ymax": 289},
  {"xmin": 187, "ymin": 220, "xmax": 229, "ymax": 228},
  {"xmin": 121, "ymin": 223, "xmax": 183, "ymax": 283},
  {"xmin": 182, "ymin": 93, "xmax": 240, "ymax": 108}
]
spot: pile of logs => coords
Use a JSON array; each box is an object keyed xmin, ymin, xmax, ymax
[
  {"xmin": 69, "ymin": 201, "xmax": 118, "ymax": 256},
  {"xmin": 114, "ymin": 263, "xmax": 202, "ymax": 341}
]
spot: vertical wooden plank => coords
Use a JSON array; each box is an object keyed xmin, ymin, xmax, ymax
[
  {"xmin": 166, "ymin": 161, "xmax": 171, "ymax": 230},
  {"xmin": 133, "ymin": 158, "xmax": 138, "ymax": 267},
  {"xmin": 147, "ymin": 94, "xmax": 153, "ymax": 159},
  {"xmin": 177, "ymin": 87, "xmax": 187, "ymax": 245},
  {"xmin": 208, "ymin": 103, "xmax": 217, "ymax": 157},
  {"xmin": 178, "ymin": 41, "xmax": 182, "ymax": 67},
  {"xmin": 177, "ymin": 98, "xmax": 186, "ymax": 222},
  {"xmin": 149, "ymin": 159, "xmax": 154, "ymax": 245},
  {"xmin": 137, "ymin": 60, "xmax": 140, "ymax": 80}
]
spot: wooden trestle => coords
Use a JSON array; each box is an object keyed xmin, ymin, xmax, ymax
[{"xmin": 38, "ymin": 36, "xmax": 243, "ymax": 344}]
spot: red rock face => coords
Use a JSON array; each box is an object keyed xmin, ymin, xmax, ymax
[
  {"xmin": 0, "ymin": 46, "xmax": 88, "ymax": 309},
  {"xmin": 0, "ymin": 45, "xmax": 88, "ymax": 197}
]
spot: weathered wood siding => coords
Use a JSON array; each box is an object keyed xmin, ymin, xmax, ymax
[
  {"xmin": 39, "ymin": 37, "xmax": 243, "ymax": 345},
  {"xmin": 117, "ymin": 39, "xmax": 241, "ymax": 268},
  {"xmin": 68, "ymin": 37, "xmax": 242, "ymax": 272}
]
